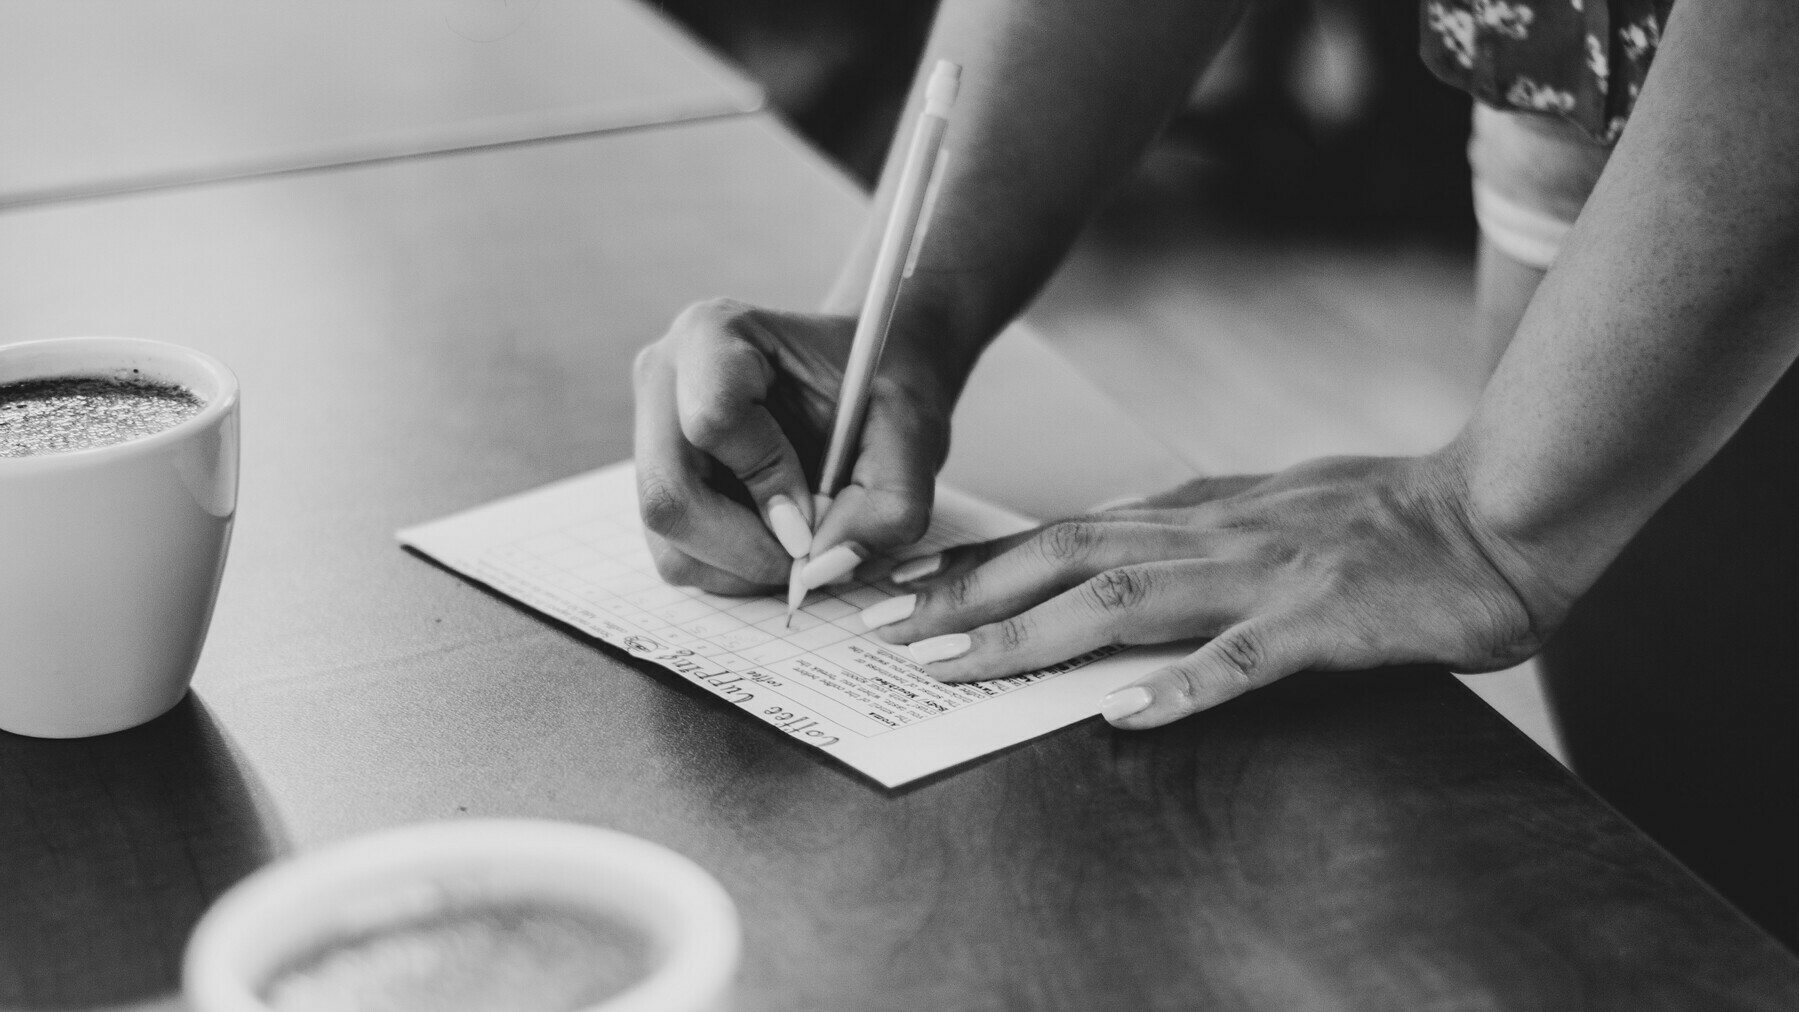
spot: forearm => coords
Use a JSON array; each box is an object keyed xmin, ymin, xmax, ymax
[
  {"xmin": 1455, "ymin": 0, "xmax": 1799, "ymax": 613},
  {"xmin": 823, "ymin": 0, "xmax": 1244, "ymax": 389}
]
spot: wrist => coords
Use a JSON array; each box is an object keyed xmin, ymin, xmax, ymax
[
  {"xmin": 1425, "ymin": 438, "xmax": 1602, "ymax": 638},
  {"xmin": 814, "ymin": 297, "xmax": 984, "ymax": 417},
  {"xmin": 824, "ymin": 266, "xmax": 1000, "ymax": 398},
  {"xmin": 880, "ymin": 311, "xmax": 974, "ymax": 419}
]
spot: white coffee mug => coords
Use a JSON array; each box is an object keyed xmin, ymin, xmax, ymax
[
  {"xmin": 184, "ymin": 819, "xmax": 742, "ymax": 1012},
  {"xmin": 0, "ymin": 336, "xmax": 239, "ymax": 737}
]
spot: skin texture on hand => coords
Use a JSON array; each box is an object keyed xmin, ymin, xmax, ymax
[
  {"xmin": 631, "ymin": 298, "xmax": 953, "ymax": 594},
  {"xmin": 635, "ymin": 0, "xmax": 1799, "ymax": 733},
  {"xmin": 864, "ymin": 454, "xmax": 1544, "ymax": 728},
  {"xmin": 632, "ymin": 0, "xmax": 1242, "ymax": 600},
  {"xmin": 866, "ymin": 0, "xmax": 1799, "ymax": 731}
]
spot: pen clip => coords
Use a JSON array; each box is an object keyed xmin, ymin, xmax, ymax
[{"xmin": 903, "ymin": 147, "xmax": 950, "ymax": 280}]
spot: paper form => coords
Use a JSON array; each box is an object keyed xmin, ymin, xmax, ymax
[{"xmin": 397, "ymin": 461, "xmax": 1185, "ymax": 787}]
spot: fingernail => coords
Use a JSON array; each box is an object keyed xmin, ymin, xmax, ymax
[
  {"xmin": 890, "ymin": 554, "xmax": 942, "ymax": 584},
  {"xmin": 800, "ymin": 542, "xmax": 863, "ymax": 588},
  {"xmin": 859, "ymin": 594, "xmax": 916, "ymax": 630},
  {"xmin": 1089, "ymin": 495, "xmax": 1147, "ymax": 512},
  {"xmin": 1100, "ymin": 686, "xmax": 1153, "ymax": 722},
  {"xmin": 766, "ymin": 496, "xmax": 813, "ymax": 558},
  {"xmin": 909, "ymin": 633, "xmax": 971, "ymax": 665}
]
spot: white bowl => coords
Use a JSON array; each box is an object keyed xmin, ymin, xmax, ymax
[{"xmin": 183, "ymin": 819, "xmax": 741, "ymax": 1012}]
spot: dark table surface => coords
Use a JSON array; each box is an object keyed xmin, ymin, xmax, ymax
[{"xmin": 4, "ymin": 73, "xmax": 1799, "ymax": 1012}]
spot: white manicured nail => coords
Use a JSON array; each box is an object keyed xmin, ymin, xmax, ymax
[
  {"xmin": 799, "ymin": 543, "xmax": 862, "ymax": 589},
  {"xmin": 859, "ymin": 594, "xmax": 917, "ymax": 630},
  {"xmin": 766, "ymin": 496, "xmax": 813, "ymax": 558},
  {"xmin": 890, "ymin": 554, "xmax": 942, "ymax": 584},
  {"xmin": 1100, "ymin": 687, "xmax": 1153, "ymax": 722},
  {"xmin": 1089, "ymin": 495, "xmax": 1147, "ymax": 512},
  {"xmin": 909, "ymin": 633, "xmax": 971, "ymax": 665}
]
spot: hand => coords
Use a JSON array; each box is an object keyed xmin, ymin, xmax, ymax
[
  {"xmin": 632, "ymin": 298, "xmax": 957, "ymax": 594},
  {"xmin": 861, "ymin": 454, "xmax": 1561, "ymax": 728}
]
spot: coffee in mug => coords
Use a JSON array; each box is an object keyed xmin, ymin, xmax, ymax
[
  {"xmin": 2, "ymin": 375, "xmax": 205, "ymax": 458},
  {"xmin": 0, "ymin": 337, "xmax": 240, "ymax": 738}
]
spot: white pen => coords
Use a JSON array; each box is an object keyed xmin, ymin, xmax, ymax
[{"xmin": 786, "ymin": 59, "xmax": 960, "ymax": 626}]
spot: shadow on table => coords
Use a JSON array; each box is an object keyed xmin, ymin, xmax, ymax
[{"xmin": 0, "ymin": 695, "xmax": 286, "ymax": 1010}]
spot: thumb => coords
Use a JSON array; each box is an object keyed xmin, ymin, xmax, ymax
[
  {"xmin": 808, "ymin": 394, "xmax": 945, "ymax": 568},
  {"xmin": 1099, "ymin": 620, "xmax": 1307, "ymax": 729}
]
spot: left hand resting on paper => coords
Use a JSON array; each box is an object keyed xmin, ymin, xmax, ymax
[{"xmin": 862, "ymin": 452, "xmax": 1563, "ymax": 729}]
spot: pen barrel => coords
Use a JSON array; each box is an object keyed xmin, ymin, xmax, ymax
[{"xmin": 817, "ymin": 108, "xmax": 949, "ymax": 496}]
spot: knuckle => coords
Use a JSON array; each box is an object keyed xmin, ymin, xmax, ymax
[
  {"xmin": 994, "ymin": 618, "xmax": 1029, "ymax": 652},
  {"xmin": 854, "ymin": 492, "xmax": 932, "ymax": 549},
  {"xmin": 672, "ymin": 298, "xmax": 763, "ymax": 357},
  {"xmin": 1037, "ymin": 520, "xmax": 1100, "ymax": 566},
  {"xmin": 885, "ymin": 499, "xmax": 932, "ymax": 546},
  {"xmin": 732, "ymin": 438, "xmax": 789, "ymax": 486},
  {"xmin": 679, "ymin": 296, "xmax": 748, "ymax": 333},
  {"xmin": 933, "ymin": 575, "xmax": 974, "ymax": 612},
  {"xmin": 1160, "ymin": 663, "xmax": 1208, "ymax": 711},
  {"xmin": 1209, "ymin": 626, "xmax": 1267, "ymax": 687},
  {"xmin": 678, "ymin": 400, "xmax": 743, "ymax": 451},
  {"xmin": 1083, "ymin": 566, "xmax": 1154, "ymax": 616},
  {"xmin": 638, "ymin": 478, "xmax": 692, "ymax": 540},
  {"xmin": 632, "ymin": 343, "xmax": 664, "ymax": 386}
]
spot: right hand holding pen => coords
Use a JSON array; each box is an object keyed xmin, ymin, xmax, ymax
[{"xmin": 631, "ymin": 298, "xmax": 954, "ymax": 594}]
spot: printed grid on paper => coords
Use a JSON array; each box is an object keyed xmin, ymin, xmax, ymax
[{"xmin": 461, "ymin": 491, "xmax": 1114, "ymax": 740}]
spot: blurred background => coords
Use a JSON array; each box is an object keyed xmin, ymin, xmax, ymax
[{"xmin": 656, "ymin": 0, "xmax": 1474, "ymax": 225}]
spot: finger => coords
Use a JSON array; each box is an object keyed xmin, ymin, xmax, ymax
[
  {"xmin": 643, "ymin": 531, "xmax": 767, "ymax": 596},
  {"xmin": 908, "ymin": 560, "xmax": 1249, "ymax": 682},
  {"xmin": 1132, "ymin": 474, "xmax": 1270, "ymax": 510},
  {"xmin": 887, "ymin": 504, "xmax": 1170, "ymax": 590},
  {"xmin": 1099, "ymin": 618, "xmax": 1311, "ymax": 729},
  {"xmin": 884, "ymin": 473, "xmax": 1264, "ymax": 590},
  {"xmin": 811, "ymin": 394, "xmax": 945, "ymax": 559},
  {"xmin": 869, "ymin": 520, "xmax": 1214, "ymax": 643},
  {"xmin": 634, "ymin": 351, "xmax": 791, "ymax": 586},
  {"xmin": 884, "ymin": 529, "xmax": 1033, "ymax": 588},
  {"xmin": 1085, "ymin": 494, "xmax": 1150, "ymax": 512},
  {"xmin": 670, "ymin": 311, "xmax": 814, "ymax": 556},
  {"xmin": 634, "ymin": 462, "xmax": 791, "ymax": 588}
]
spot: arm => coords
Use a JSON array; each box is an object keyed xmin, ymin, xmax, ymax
[
  {"xmin": 870, "ymin": 0, "xmax": 1799, "ymax": 727},
  {"xmin": 632, "ymin": 0, "xmax": 1243, "ymax": 592},
  {"xmin": 825, "ymin": 0, "xmax": 1245, "ymax": 374},
  {"xmin": 1459, "ymin": 0, "xmax": 1799, "ymax": 623}
]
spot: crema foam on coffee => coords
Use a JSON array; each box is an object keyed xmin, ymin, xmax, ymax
[{"xmin": 0, "ymin": 376, "xmax": 203, "ymax": 458}]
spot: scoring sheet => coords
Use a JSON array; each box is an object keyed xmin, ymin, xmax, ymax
[{"xmin": 398, "ymin": 461, "xmax": 1179, "ymax": 786}]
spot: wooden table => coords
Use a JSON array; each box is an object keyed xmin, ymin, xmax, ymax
[
  {"xmin": 6, "ymin": 17, "xmax": 1799, "ymax": 1012},
  {"xmin": 0, "ymin": 0, "xmax": 760, "ymax": 209}
]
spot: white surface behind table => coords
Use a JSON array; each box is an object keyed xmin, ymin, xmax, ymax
[{"xmin": 0, "ymin": 0, "xmax": 760, "ymax": 208}]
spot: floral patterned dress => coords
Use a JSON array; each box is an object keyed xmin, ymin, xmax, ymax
[{"xmin": 1422, "ymin": 0, "xmax": 1676, "ymax": 142}]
